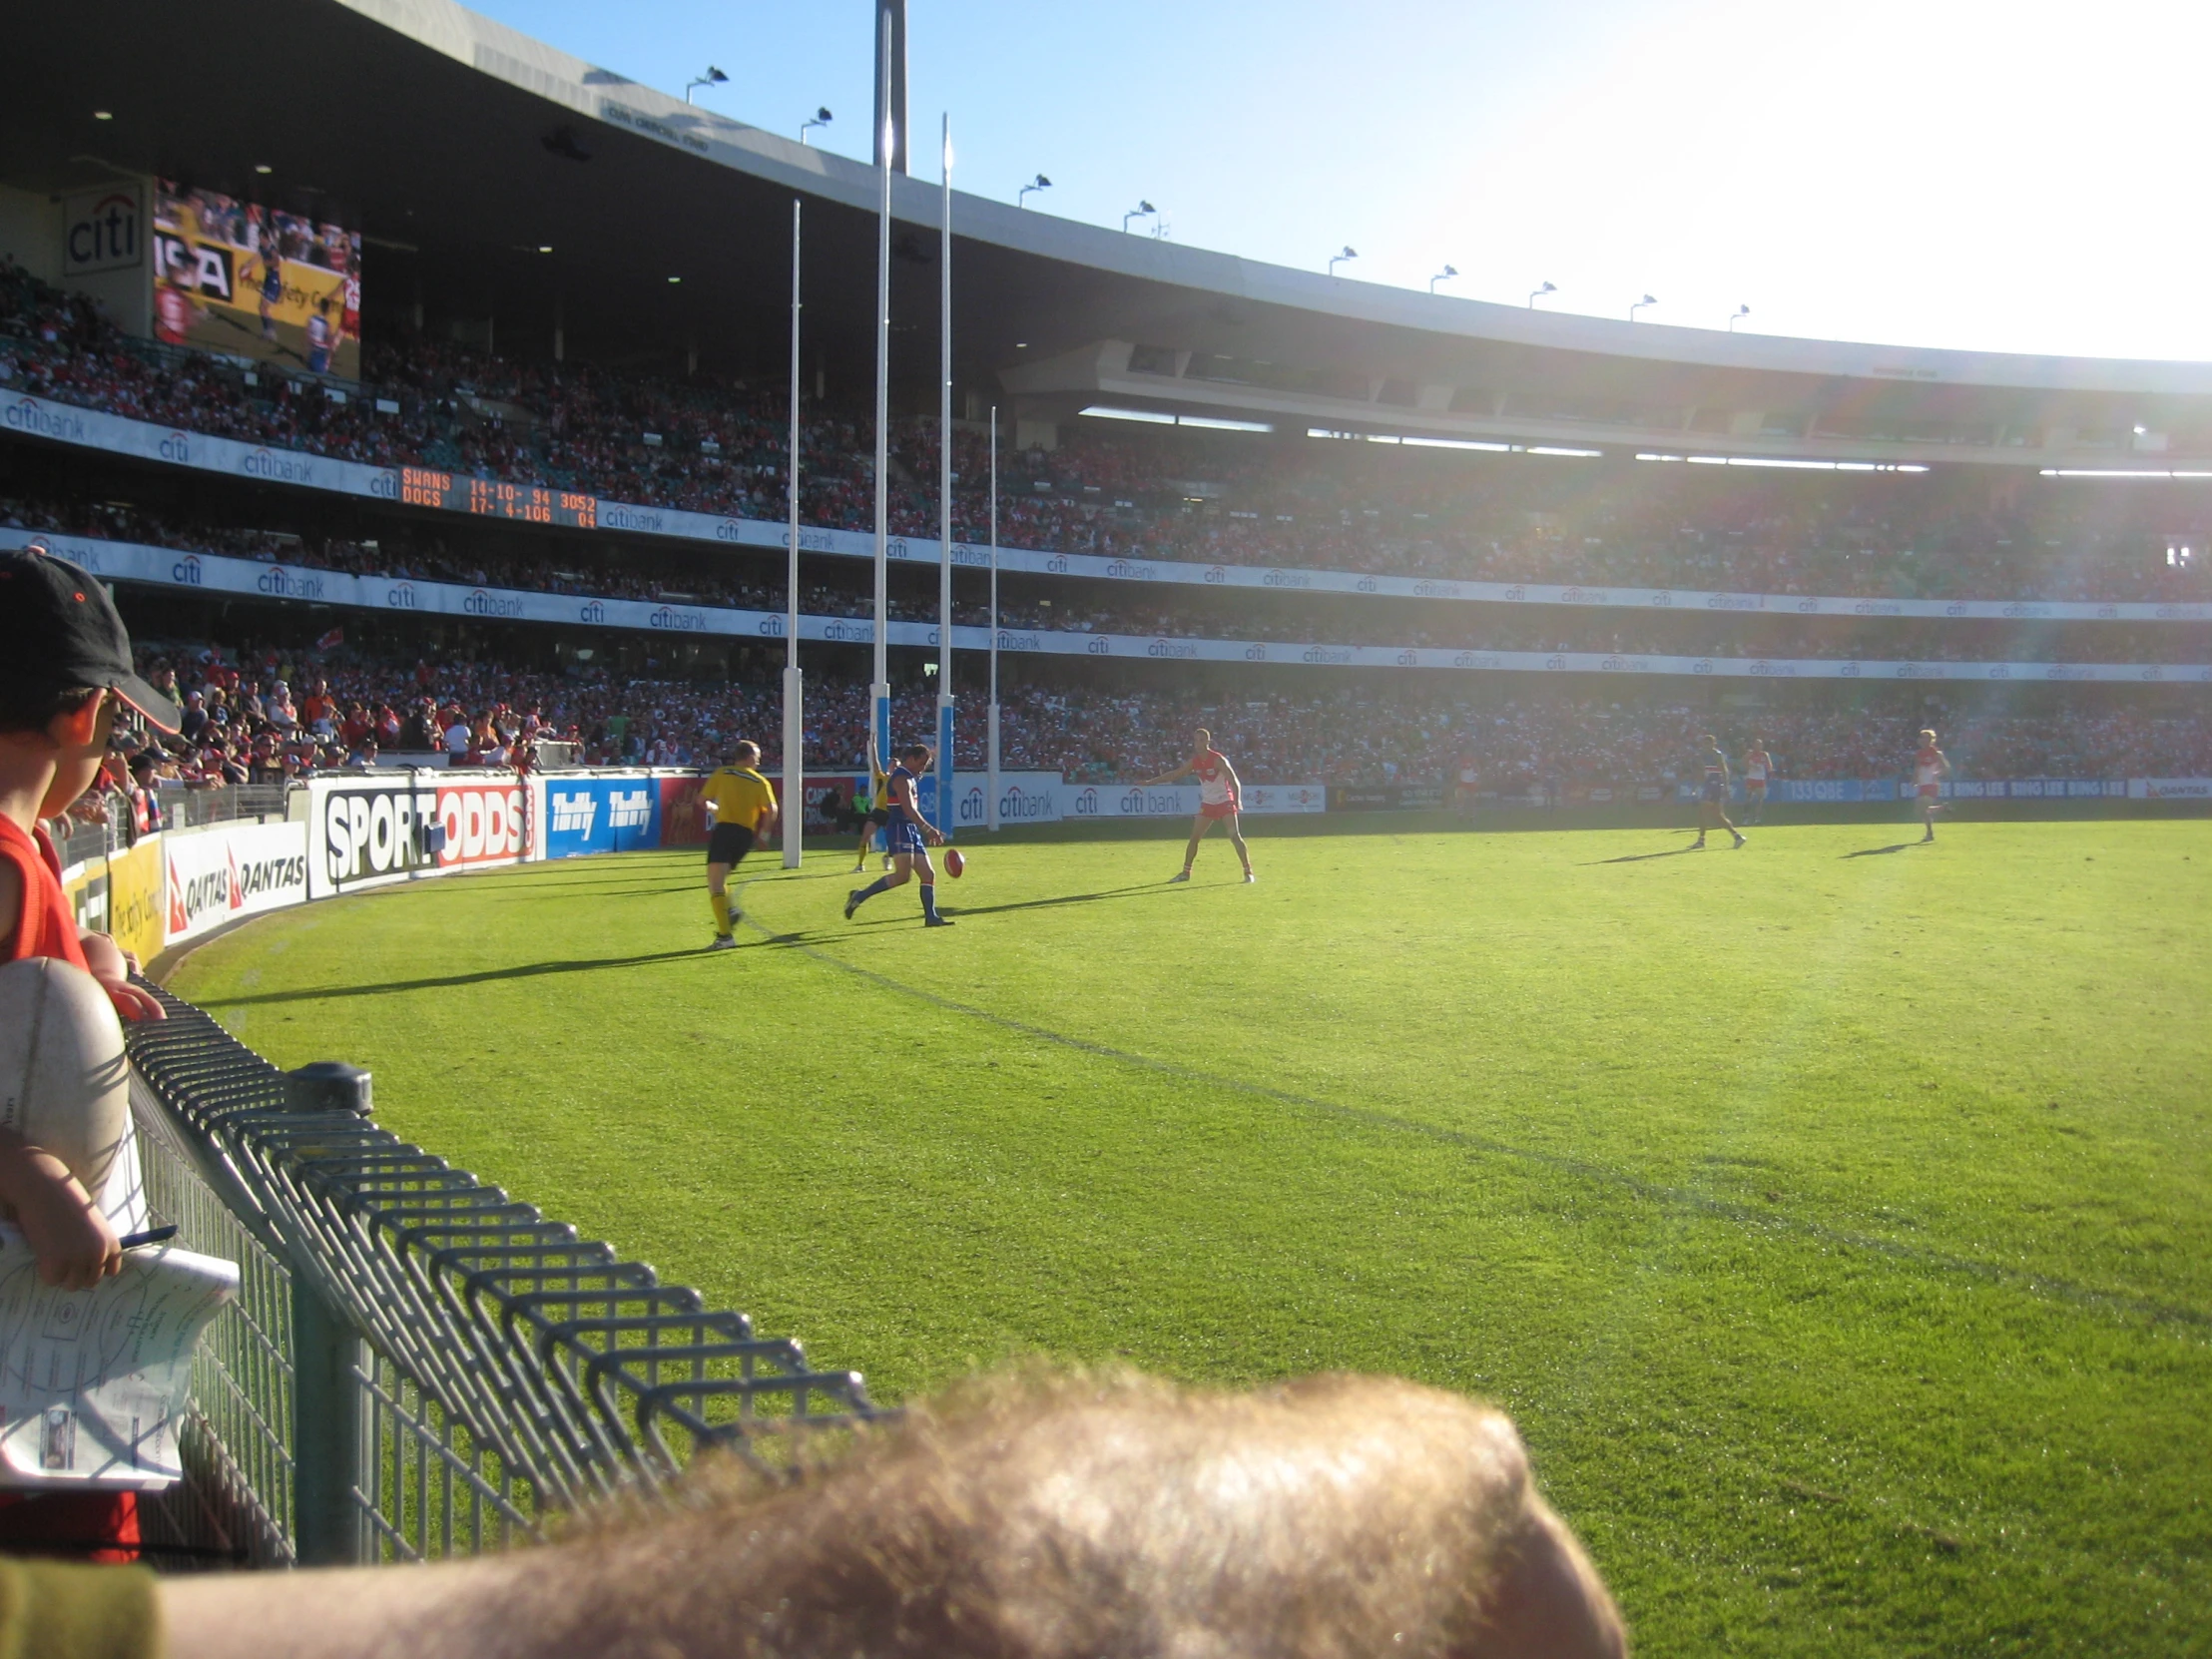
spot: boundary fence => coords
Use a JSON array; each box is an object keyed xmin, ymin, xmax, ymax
[{"xmin": 124, "ymin": 983, "xmax": 884, "ymax": 1568}]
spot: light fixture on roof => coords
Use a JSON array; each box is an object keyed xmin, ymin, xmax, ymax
[
  {"xmin": 802, "ymin": 106, "xmax": 832, "ymax": 144},
  {"xmin": 685, "ymin": 66, "xmax": 729, "ymax": 104},
  {"xmin": 1629, "ymin": 293, "xmax": 1657, "ymax": 321},
  {"xmin": 1123, "ymin": 201, "xmax": 1157, "ymax": 233},
  {"xmin": 1429, "ymin": 264, "xmax": 1458, "ymax": 293},
  {"xmin": 538, "ymin": 246, "xmax": 553, "ymax": 254},
  {"xmin": 1019, "ymin": 174, "xmax": 1052, "ymax": 208},
  {"xmin": 254, "ymin": 164, "xmax": 273, "ymax": 175},
  {"xmin": 1528, "ymin": 280, "xmax": 1556, "ymax": 308},
  {"xmin": 1728, "ymin": 303, "xmax": 1750, "ymax": 331},
  {"xmin": 1329, "ymin": 246, "xmax": 1359, "ymax": 276},
  {"xmin": 668, "ymin": 276, "xmax": 683, "ymax": 283},
  {"xmin": 93, "ymin": 110, "xmax": 113, "ymax": 121},
  {"xmin": 2134, "ymin": 424, "xmax": 2149, "ymax": 435}
]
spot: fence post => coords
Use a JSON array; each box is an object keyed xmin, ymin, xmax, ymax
[{"xmin": 287, "ymin": 1062, "xmax": 375, "ymax": 1564}]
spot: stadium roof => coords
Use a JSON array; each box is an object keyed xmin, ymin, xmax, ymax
[{"xmin": 16, "ymin": 0, "xmax": 2212, "ymax": 466}]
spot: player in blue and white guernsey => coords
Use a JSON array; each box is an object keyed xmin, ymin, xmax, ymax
[
  {"xmin": 1691, "ymin": 732, "xmax": 1748, "ymax": 849},
  {"xmin": 844, "ymin": 744, "xmax": 953, "ymax": 927}
]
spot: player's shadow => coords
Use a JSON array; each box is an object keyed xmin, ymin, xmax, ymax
[
  {"xmin": 1843, "ymin": 841, "xmax": 1924, "ymax": 858},
  {"xmin": 1586, "ymin": 846, "xmax": 1703, "ymax": 864},
  {"xmin": 198, "ymin": 948, "xmax": 705, "ymax": 1007},
  {"xmin": 941, "ymin": 882, "xmax": 1180, "ymax": 919}
]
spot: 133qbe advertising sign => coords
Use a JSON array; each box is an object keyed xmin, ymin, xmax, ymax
[
  {"xmin": 165, "ymin": 822, "xmax": 309, "ymax": 944},
  {"xmin": 308, "ymin": 775, "xmax": 528, "ymax": 897}
]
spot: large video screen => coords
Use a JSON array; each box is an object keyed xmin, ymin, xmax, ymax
[{"xmin": 153, "ymin": 182, "xmax": 360, "ymax": 378}]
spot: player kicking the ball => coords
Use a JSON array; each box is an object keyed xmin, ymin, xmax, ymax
[
  {"xmin": 1691, "ymin": 733, "xmax": 1748, "ymax": 849},
  {"xmin": 1913, "ymin": 729, "xmax": 1953, "ymax": 841},
  {"xmin": 1145, "ymin": 729, "xmax": 1255, "ymax": 884},
  {"xmin": 845, "ymin": 744, "xmax": 954, "ymax": 926}
]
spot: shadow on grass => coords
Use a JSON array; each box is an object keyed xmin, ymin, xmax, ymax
[
  {"xmin": 1587, "ymin": 845, "xmax": 1704, "ymax": 864},
  {"xmin": 196, "ymin": 948, "xmax": 707, "ymax": 1006},
  {"xmin": 942, "ymin": 882, "xmax": 1180, "ymax": 919},
  {"xmin": 1843, "ymin": 841, "xmax": 1928, "ymax": 858}
]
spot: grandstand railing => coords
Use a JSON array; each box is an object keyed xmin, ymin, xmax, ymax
[{"xmin": 125, "ymin": 984, "xmax": 884, "ymax": 1568}]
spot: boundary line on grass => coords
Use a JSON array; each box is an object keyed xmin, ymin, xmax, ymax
[{"xmin": 739, "ymin": 880, "xmax": 2211, "ymax": 1343}]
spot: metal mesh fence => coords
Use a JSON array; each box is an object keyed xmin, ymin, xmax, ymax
[{"xmin": 125, "ymin": 983, "xmax": 884, "ymax": 1567}]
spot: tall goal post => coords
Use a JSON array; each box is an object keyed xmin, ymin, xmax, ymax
[
  {"xmin": 868, "ymin": 6, "xmax": 893, "ymax": 774},
  {"xmin": 988, "ymin": 403, "xmax": 1000, "ymax": 831},
  {"xmin": 782, "ymin": 198, "xmax": 803, "ymax": 867},
  {"xmin": 935, "ymin": 112, "xmax": 955, "ymax": 833}
]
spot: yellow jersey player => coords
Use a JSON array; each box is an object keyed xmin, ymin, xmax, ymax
[
  {"xmin": 853, "ymin": 733, "xmax": 894, "ymax": 873},
  {"xmin": 700, "ymin": 741, "xmax": 778, "ymax": 950}
]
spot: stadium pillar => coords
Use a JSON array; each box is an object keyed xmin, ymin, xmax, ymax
[
  {"xmin": 784, "ymin": 198, "xmax": 804, "ymax": 868},
  {"xmin": 870, "ymin": 12, "xmax": 893, "ymax": 770},
  {"xmin": 937, "ymin": 113, "xmax": 955, "ymax": 833}
]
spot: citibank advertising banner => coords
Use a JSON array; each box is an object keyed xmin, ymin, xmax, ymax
[
  {"xmin": 165, "ymin": 822, "xmax": 309, "ymax": 944},
  {"xmin": 540, "ymin": 778, "xmax": 661, "ymax": 857},
  {"xmin": 306, "ymin": 773, "xmax": 529, "ymax": 897}
]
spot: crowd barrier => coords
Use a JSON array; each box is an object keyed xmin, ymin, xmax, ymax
[{"xmin": 123, "ymin": 986, "xmax": 883, "ymax": 1569}]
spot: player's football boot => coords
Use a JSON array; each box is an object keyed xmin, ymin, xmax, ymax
[
  {"xmin": 924, "ymin": 915, "xmax": 955, "ymax": 926},
  {"xmin": 1168, "ymin": 870, "xmax": 1191, "ymax": 883},
  {"xmin": 844, "ymin": 889, "xmax": 864, "ymax": 919},
  {"xmin": 1243, "ymin": 871, "xmax": 1257, "ymax": 882},
  {"xmin": 707, "ymin": 935, "xmax": 738, "ymax": 951}
]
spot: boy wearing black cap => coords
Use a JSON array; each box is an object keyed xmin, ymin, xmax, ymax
[{"xmin": 0, "ymin": 542, "xmax": 181, "ymax": 1561}]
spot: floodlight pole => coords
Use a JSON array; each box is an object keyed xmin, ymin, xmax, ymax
[
  {"xmin": 988, "ymin": 404, "xmax": 1000, "ymax": 830},
  {"xmin": 869, "ymin": 7, "xmax": 892, "ymax": 770},
  {"xmin": 782, "ymin": 199, "xmax": 803, "ymax": 867},
  {"xmin": 935, "ymin": 112, "xmax": 956, "ymax": 836}
]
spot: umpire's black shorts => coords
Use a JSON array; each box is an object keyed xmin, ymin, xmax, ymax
[{"xmin": 707, "ymin": 824, "xmax": 757, "ymax": 865}]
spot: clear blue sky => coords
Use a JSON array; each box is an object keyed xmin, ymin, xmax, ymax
[{"xmin": 472, "ymin": 0, "xmax": 2210, "ymax": 362}]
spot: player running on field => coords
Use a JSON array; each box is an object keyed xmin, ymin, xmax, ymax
[
  {"xmin": 1691, "ymin": 732, "xmax": 1748, "ymax": 849},
  {"xmin": 1741, "ymin": 738, "xmax": 1776, "ymax": 825},
  {"xmin": 1145, "ymin": 729, "xmax": 1255, "ymax": 883},
  {"xmin": 700, "ymin": 741, "xmax": 778, "ymax": 950},
  {"xmin": 1913, "ymin": 729, "xmax": 1953, "ymax": 841},
  {"xmin": 852, "ymin": 733, "xmax": 894, "ymax": 873},
  {"xmin": 845, "ymin": 743, "xmax": 953, "ymax": 926}
]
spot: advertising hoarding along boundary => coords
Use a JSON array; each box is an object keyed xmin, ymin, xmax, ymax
[
  {"xmin": 6, "ymin": 525, "xmax": 2204, "ymax": 688},
  {"xmin": 5, "ymin": 389, "xmax": 2210, "ymax": 627},
  {"xmin": 305, "ymin": 774, "xmax": 529, "ymax": 899},
  {"xmin": 165, "ymin": 822, "xmax": 310, "ymax": 944}
]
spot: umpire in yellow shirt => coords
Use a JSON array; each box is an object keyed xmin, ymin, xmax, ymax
[{"xmin": 701, "ymin": 741, "xmax": 779, "ymax": 950}]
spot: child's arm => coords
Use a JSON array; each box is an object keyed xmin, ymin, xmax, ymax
[
  {"xmin": 79, "ymin": 931, "xmax": 164, "ymax": 1022},
  {"xmin": 0, "ymin": 1132, "xmax": 122, "ymax": 1290}
]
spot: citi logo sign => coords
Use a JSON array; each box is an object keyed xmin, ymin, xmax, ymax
[
  {"xmin": 993, "ymin": 787, "xmax": 1052, "ymax": 821},
  {"xmin": 602, "ymin": 505, "xmax": 665, "ymax": 532},
  {"xmin": 1045, "ymin": 555, "xmax": 1070, "ymax": 574},
  {"xmin": 1544, "ymin": 655, "xmax": 1568, "ymax": 671},
  {"xmin": 387, "ymin": 583, "xmax": 419, "ymax": 610},
  {"xmin": 1106, "ymin": 560, "xmax": 1156, "ymax": 580},
  {"xmin": 578, "ymin": 600, "xmax": 605, "ymax": 623},
  {"xmin": 1411, "ymin": 581, "xmax": 1459, "ymax": 598},
  {"xmin": 995, "ymin": 631, "xmax": 1039, "ymax": 651},
  {"xmin": 1704, "ymin": 592, "xmax": 1759, "ymax": 610},
  {"xmin": 1358, "ymin": 577, "xmax": 1381, "ymax": 593},
  {"xmin": 824, "ymin": 621, "xmax": 872, "ymax": 643},
  {"xmin": 550, "ymin": 792, "xmax": 598, "ymax": 835},
  {"xmin": 649, "ymin": 606, "xmax": 706, "ymax": 631},
  {"xmin": 608, "ymin": 790, "xmax": 652, "ymax": 829},
  {"xmin": 886, "ymin": 538, "xmax": 910, "ymax": 560},
  {"xmin": 368, "ymin": 471, "xmax": 399, "ymax": 499},
  {"xmin": 1262, "ymin": 569, "xmax": 1312, "ymax": 589},
  {"xmin": 1503, "ymin": 586, "xmax": 1527, "ymax": 602},
  {"xmin": 1203, "ymin": 565, "xmax": 1227, "ymax": 584},
  {"xmin": 1559, "ymin": 587, "xmax": 1608, "ymax": 605},
  {"xmin": 1244, "ymin": 644, "xmax": 1269, "ymax": 662},
  {"xmin": 1854, "ymin": 600, "xmax": 1904, "ymax": 616},
  {"xmin": 5, "ymin": 397, "xmax": 88, "ymax": 441},
  {"xmin": 1073, "ymin": 788, "xmax": 1101, "ymax": 817},
  {"xmin": 66, "ymin": 192, "xmax": 140, "ymax": 272},
  {"xmin": 466, "ymin": 588, "xmax": 525, "ymax": 618},
  {"xmin": 1691, "ymin": 659, "xmax": 1714, "ymax": 675},
  {"xmin": 757, "ymin": 615, "xmax": 787, "ymax": 637},
  {"xmin": 1302, "ymin": 647, "xmax": 1353, "ymax": 664},
  {"xmin": 1086, "ymin": 638, "xmax": 1110, "ymax": 655},
  {"xmin": 1987, "ymin": 665, "xmax": 2011, "ymax": 680},
  {"xmin": 158, "ymin": 430, "xmax": 193, "ymax": 464},
  {"xmin": 257, "ymin": 566, "xmax": 324, "ymax": 599},
  {"xmin": 1841, "ymin": 662, "xmax": 1862, "ymax": 678},
  {"xmin": 1147, "ymin": 638, "xmax": 1197, "ymax": 659},
  {"xmin": 1395, "ymin": 650, "xmax": 1417, "ymax": 666},
  {"xmin": 1648, "ymin": 591, "xmax": 1674, "ymax": 608},
  {"xmin": 2001, "ymin": 603, "xmax": 2048, "ymax": 619},
  {"xmin": 171, "ymin": 554, "xmax": 204, "ymax": 586},
  {"xmin": 1797, "ymin": 599, "xmax": 1822, "ymax": 614},
  {"xmin": 241, "ymin": 448, "xmax": 316, "ymax": 484}
]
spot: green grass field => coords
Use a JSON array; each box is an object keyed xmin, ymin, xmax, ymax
[{"xmin": 170, "ymin": 819, "xmax": 2211, "ymax": 1656}]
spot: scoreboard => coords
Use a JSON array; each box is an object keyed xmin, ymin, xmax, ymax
[{"xmin": 397, "ymin": 468, "xmax": 598, "ymax": 528}]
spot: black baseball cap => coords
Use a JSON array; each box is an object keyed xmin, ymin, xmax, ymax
[{"xmin": 0, "ymin": 542, "xmax": 182, "ymax": 733}]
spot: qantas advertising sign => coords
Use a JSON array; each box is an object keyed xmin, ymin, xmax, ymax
[{"xmin": 164, "ymin": 822, "xmax": 309, "ymax": 944}]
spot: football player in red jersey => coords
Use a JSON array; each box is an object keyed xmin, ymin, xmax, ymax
[
  {"xmin": 1913, "ymin": 729, "xmax": 1953, "ymax": 841},
  {"xmin": 1144, "ymin": 729, "xmax": 1255, "ymax": 884}
]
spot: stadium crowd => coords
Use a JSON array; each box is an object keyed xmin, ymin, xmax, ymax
[
  {"xmin": 6, "ymin": 493, "xmax": 2205, "ymax": 666},
  {"xmin": 8, "ymin": 257, "xmax": 2210, "ymax": 606},
  {"xmin": 75, "ymin": 632, "xmax": 2212, "ymax": 828}
]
